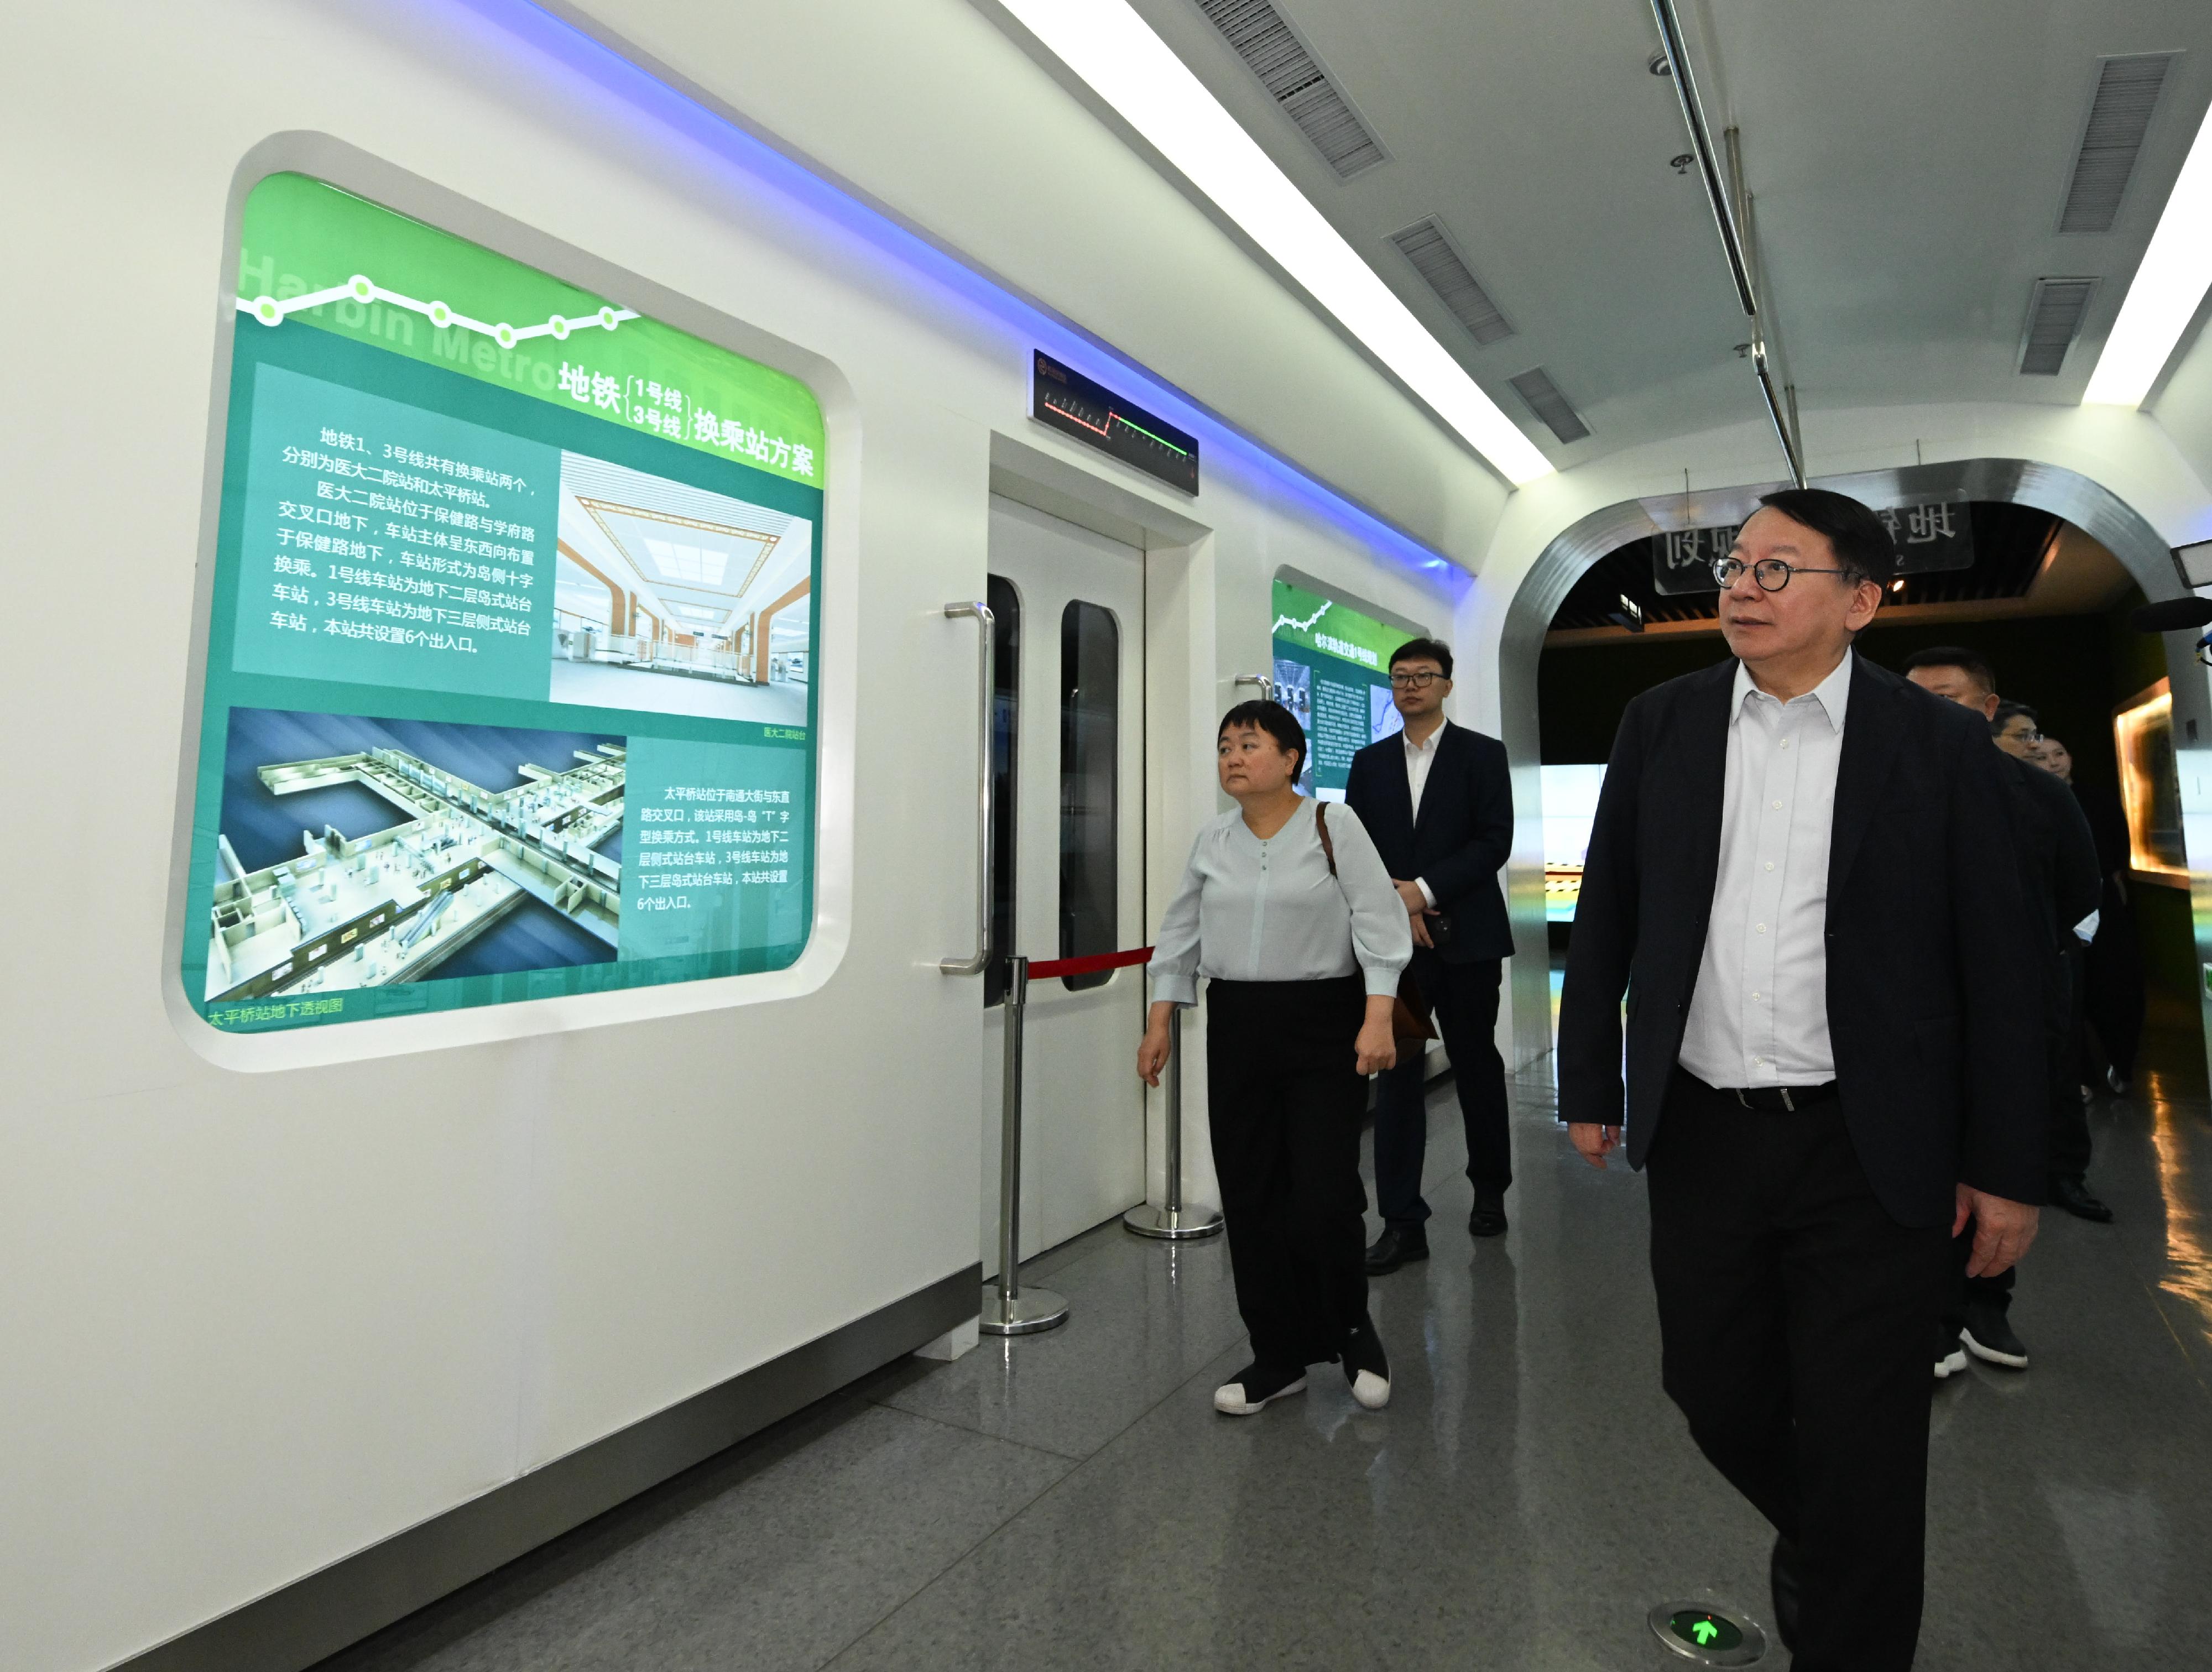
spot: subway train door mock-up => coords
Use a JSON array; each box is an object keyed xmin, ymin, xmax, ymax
[{"xmin": 982, "ymin": 494, "xmax": 1146, "ymax": 1267}]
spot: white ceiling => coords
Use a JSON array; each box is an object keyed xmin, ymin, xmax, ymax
[
  {"xmin": 554, "ymin": 0, "xmax": 2212, "ymax": 546},
  {"xmin": 1127, "ymin": 0, "xmax": 2212, "ymax": 465}
]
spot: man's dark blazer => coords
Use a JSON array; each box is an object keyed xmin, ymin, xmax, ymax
[
  {"xmin": 1345, "ymin": 721, "xmax": 1514, "ymax": 963},
  {"xmin": 1557, "ymin": 655, "xmax": 2047, "ymax": 1227}
]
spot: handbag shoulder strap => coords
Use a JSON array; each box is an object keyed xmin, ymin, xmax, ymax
[{"xmin": 1313, "ymin": 800, "xmax": 1337, "ymax": 877}]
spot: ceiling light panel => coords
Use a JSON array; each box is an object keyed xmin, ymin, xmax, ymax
[
  {"xmin": 2084, "ymin": 91, "xmax": 2212, "ymax": 406},
  {"xmin": 1389, "ymin": 218, "xmax": 1515, "ymax": 346},
  {"xmin": 998, "ymin": 0, "xmax": 1553, "ymax": 484},
  {"xmin": 642, "ymin": 537, "xmax": 730, "ymax": 586},
  {"xmin": 1195, "ymin": 0, "xmax": 1386, "ymax": 179},
  {"xmin": 2060, "ymin": 54, "xmax": 2175, "ymax": 234}
]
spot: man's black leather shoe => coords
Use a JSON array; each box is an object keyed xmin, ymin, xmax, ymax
[
  {"xmin": 1468, "ymin": 1185, "xmax": 1508, "ymax": 1239},
  {"xmin": 1770, "ymin": 1535, "xmax": 1800, "ymax": 1652},
  {"xmin": 2051, "ymin": 1174, "xmax": 2114, "ymax": 1223},
  {"xmin": 1363, "ymin": 1225, "xmax": 1429, "ymax": 1274}
]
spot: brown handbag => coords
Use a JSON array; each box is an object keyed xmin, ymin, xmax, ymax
[{"xmin": 1313, "ymin": 802, "xmax": 1437, "ymax": 1044}]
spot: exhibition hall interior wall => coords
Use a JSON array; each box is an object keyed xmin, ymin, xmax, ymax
[{"xmin": 1, "ymin": 3, "xmax": 1469, "ymax": 1670}]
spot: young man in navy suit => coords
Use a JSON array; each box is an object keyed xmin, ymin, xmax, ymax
[{"xmin": 1345, "ymin": 638, "xmax": 1516, "ymax": 1271}]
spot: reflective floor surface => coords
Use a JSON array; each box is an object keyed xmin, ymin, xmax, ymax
[{"xmin": 319, "ymin": 1042, "xmax": 2212, "ymax": 1671}]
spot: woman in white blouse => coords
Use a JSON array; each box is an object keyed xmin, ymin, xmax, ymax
[{"xmin": 1140, "ymin": 701, "xmax": 1412, "ymax": 1415}]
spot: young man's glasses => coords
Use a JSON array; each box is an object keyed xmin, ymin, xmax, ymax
[
  {"xmin": 1389, "ymin": 670, "xmax": 1443, "ymax": 688},
  {"xmin": 1712, "ymin": 556, "xmax": 1851, "ymax": 592}
]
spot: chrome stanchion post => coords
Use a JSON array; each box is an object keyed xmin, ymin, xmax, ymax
[
  {"xmin": 1124, "ymin": 1006, "xmax": 1224, "ymax": 1241},
  {"xmin": 981, "ymin": 955, "xmax": 1069, "ymax": 1335}
]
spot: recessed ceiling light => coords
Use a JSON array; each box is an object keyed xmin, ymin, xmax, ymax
[
  {"xmin": 2083, "ymin": 94, "xmax": 2212, "ymax": 406},
  {"xmin": 995, "ymin": 0, "xmax": 1553, "ymax": 485}
]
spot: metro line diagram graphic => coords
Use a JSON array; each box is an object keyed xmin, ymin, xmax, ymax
[
  {"xmin": 1270, "ymin": 599, "xmax": 1333, "ymax": 636},
  {"xmin": 237, "ymin": 273, "xmax": 640, "ymax": 349}
]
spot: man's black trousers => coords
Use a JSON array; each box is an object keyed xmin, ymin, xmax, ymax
[
  {"xmin": 1648, "ymin": 1072, "xmax": 1952, "ymax": 1672},
  {"xmin": 1372, "ymin": 952, "xmax": 1508, "ymax": 1226},
  {"xmin": 1205, "ymin": 975, "xmax": 1370, "ymax": 1371}
]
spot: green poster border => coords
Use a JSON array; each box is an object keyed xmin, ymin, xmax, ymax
[{"xmin": 184, "ymin": 179, "xmax": 828, "ymax": 1037}]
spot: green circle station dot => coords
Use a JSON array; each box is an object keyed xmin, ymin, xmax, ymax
[
  {"xmin": 598, "ymin": 306, "xmax": 617, "ymax": 328},
  {"xmin": 349, "ymin": 275, "xmax": 372, "ymax": 300}
]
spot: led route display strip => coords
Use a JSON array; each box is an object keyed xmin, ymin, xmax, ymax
[{"xmin": 1031, "ymin": 351, "xmax": 1199, "ymax": 494}]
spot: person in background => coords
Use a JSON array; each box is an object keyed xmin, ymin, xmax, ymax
[
  {"xmin": 1141, "ymin": 701, "xmax": 1411, "ymax": 1417},
  {"xmin": 1991, "ymin": 700, "xmax": 2042, "ymax": 761},
  {"xmin": 2031, "ymin": 736, "xmax": 2104, "ymax": 1109},
  {"xmin": 1902, "ymin": 650, "xmax": 2106, "ymax": 1386},
  {"xmin": 2060, "ymin": 736, "xmax": 2149, "ymax": 1096},
  {"xmin": 1561, "ymin": 491, "xmax": 2044, "ymax": 1672},
  {"xmin": 1346, "ymin": 637, "xmax": 1516, "ymax": 1271}
]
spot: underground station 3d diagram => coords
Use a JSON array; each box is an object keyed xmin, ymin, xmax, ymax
[{"xmin": 205, "ymin": 744, "xmax": 625, "ymax": 1002}]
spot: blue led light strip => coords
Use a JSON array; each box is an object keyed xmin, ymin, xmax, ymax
[{"xmin": 465, "ymin": 0, "xmax": 1464, "ymax": 586}]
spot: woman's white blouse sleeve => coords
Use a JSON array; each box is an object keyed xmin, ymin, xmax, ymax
[
  {"xmin": 1326, "ymin": 804, "xmax": 1413, "ymax": 998},
  {"xmin": 1149, "ymin": 832, "xmax": 1207, "ymax": 1007}
]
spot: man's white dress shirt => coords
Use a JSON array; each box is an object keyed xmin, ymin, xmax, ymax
[
  {"xmin": 1404, "ymin": 722, "xmax": 1443, "ymax": 907},
  {"xmin": 1677, "ymin": 654, "xmax": 1853, "ymax": 1089}
]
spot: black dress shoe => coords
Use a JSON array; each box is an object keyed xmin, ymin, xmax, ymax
[
  {"xmin": 1770, "ymin": 1535, "xmax": 1800, "ymax": 1652},
  {"xmin": 1364, "ymin": 1225, "xmax": 1429, "ymax": 1274},
  {"xmin": 2051, "ymin": 1174, "xmax": 2114, "ymax": 1223},
  {"xmin": 1468, "ymin": 1185, "xmax": 1508, "ymax": 1239}
]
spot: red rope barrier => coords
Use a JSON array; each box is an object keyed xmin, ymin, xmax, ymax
[{"xmin": 1027, "ymin": 944, "xmax": 1154, "ymax": 980}]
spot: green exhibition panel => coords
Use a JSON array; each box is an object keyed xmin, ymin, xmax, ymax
[
  {"xmin": 182, "ymin": 173, "xmax": 824, "ymax": 1034},
  {"xmin": 1269, "ymin": 578, "xmax": 1410, "ymax": 798}
]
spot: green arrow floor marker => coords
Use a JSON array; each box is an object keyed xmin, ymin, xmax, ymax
[{"xmin": 1692, "ymin": 1620, "xmax": 1719, "ymax": 1645}]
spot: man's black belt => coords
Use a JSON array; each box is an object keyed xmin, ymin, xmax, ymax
[{"xmin": 1677, "ymin": 1068, "xmax": 1837, "ymax": 1112}]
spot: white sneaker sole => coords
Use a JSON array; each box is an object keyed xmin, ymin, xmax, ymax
[
  {"xmin": 1350, "ymin": 1369, "xmax": 1391, "ymax": 1410},
  {"xmin": 1934, "ymin": 1347, "xmax": 1968, "ymax": 1380},
  {"xmin": 1214, "ymin": 1376, "xmax": 1306, "ymax": 1415},
  {"xmin": 1961, "ymin": 1328, "xmax": 2028, "ymax": 1370}
]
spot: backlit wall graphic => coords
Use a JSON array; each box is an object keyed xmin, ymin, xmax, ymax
[{"xmin": 182, "ymin": 173, "xmax": 823, "ymax": 1033}]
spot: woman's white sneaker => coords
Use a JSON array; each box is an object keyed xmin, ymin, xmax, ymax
[{"xmin": 1214, "ymin": 1362, "xmax": 1306, "ymax": 1415}]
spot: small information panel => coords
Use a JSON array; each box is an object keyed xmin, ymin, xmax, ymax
[
  {"xmin": 182, "ymin": 173, "xmax": 825, "ymax": 1034},
  {"xmin": 1031, "ymin": 351, "xmax": 1199, "ymax": 494},
  {"xmin": 1269, "ymin": 578, "xmax": 1416, "ymax": 800}
]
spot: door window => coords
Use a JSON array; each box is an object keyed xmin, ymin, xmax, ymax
[
  {"xmin": 1058, "ymin": 601, "xmax": 1120, "ymax": 991},
  {"xmin": 985, "ymin": 575, "xmax": 1020, "ymax": 1007}
]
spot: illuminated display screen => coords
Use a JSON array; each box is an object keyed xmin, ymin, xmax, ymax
[
  {"xmin": 1032, "ymin": 351, "xmax": 1199, "ymax": 494},
  {"xmin": 182, "ymin": 173, "xmax": 824, "ymax": 1034},
  {"xmin": 2113, "ymin": 677, "xmax": 2188, "ymax": 887},
  {"xmin": 1540, "ymin": 763, "xmax": 1608, "ymax": 921},
  {"xmin": 1269, "ymin": 579, "xmax": 1415, "ymax": 800}
]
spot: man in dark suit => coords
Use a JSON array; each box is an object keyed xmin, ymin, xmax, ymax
[
  {"xmin": 1345, "ymin": 637, "xmax": 1515, "ymax": 1272},
  {"xmin": 1902, "ymin": 651, "xmax": 2105, "ymax": 1381},
  {"xmin": 1559, "ymin": 489, "xmax": 2046, "ymax": 1672}
]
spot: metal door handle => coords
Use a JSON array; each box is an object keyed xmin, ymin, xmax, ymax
[
  {"xmin": 1234, "ymin": 673, "xmax": 1274, "ymax": 700},
  {"xmin": 941, "ymin": 601, "xmax": 997, "ymax": 975}
]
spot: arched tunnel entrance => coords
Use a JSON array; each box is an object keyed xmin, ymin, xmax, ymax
[{"xmin": 1495, "ymin": 458, "xmax": 2212, "ymax": 1093}]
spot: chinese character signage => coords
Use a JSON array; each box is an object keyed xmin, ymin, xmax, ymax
[
  {"xmin": 1651, "ymin": 500, "xmax": 1974, "ymax": 595},
  {"xmin": 181, "ymin": 174, "xmax": 824, "ymax": 1034},
  {"xmin": 1269, "ymin": 579, "xmax": 1416, "ymax": 800}
]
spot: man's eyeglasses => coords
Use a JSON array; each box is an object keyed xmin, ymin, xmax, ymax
[
  {"xmin": 1712, "ymin": 556, "xmax": 1851, "ymax": 592},
  {"xmin": 1389, "ymin": 670, "xmax": 1443, "ymax": 688}
]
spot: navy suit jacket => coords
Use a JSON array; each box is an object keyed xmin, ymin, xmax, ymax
[
  {"xmin": 1344, "ymin": 721, "xmax": 1514, "ymax": 963},
  {"xmin": 1556, "ymin": 655, "xmax": 2048, "ymax": 1227}
]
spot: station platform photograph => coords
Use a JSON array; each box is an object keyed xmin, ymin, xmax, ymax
[{"xmin": 7, "ymin": 3, "xmax": 2212, "ymax": 1672}]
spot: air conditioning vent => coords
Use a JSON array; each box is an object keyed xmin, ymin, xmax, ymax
[
  {"xmin": 1389, "ymin": 218, "xmax": 1515, "ymax": 345},
  {"xmin": 2018, "ymin": 277, "xmax": 2099, "ymax": 375},
  {"xmin": 1196, "ymin": 0, "xmax": 1388, "ymax": 178},
  {"xmin": 1507, "ymin": 367, "xmax": 1589, "ymax": 444},
  {"xmin": 2059, "ymin": 54, "xmax": 2174, "ymax": 233}
]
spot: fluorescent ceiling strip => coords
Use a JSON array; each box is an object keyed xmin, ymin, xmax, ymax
[
  {"xmin": 2083, "ymin": 95, "xmax": 2212, "ymax": 406},
  {"xmin": 998, "ymin": 0, "xmax": 1553, "ymax": 485}
]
